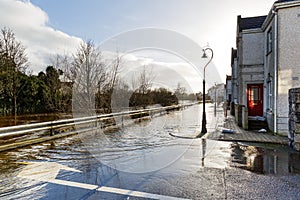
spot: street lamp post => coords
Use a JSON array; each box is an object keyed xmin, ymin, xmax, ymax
[{"xmin": 201, "ymin": 47, "xmax": 214, "ymax": 134}]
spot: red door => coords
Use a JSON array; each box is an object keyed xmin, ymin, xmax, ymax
[{"xmin": 247, "ymin": 84, "xmax": 263, "ymax": 116}]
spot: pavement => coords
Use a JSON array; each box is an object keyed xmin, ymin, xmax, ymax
[{"xmin": 207, "ymin": 113, "xmax": 289, "ymax": 145}]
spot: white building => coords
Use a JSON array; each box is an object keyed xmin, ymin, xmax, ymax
[
  {"xmin": 262, "ymin": 0, "xmax": 300, "ymax": 136},
  {"xmin": 232, "ymin": 0, "xmax": 300, "ymax": 149},
  {"xmin": 207, "ymin": 83, "xmax": 225, "ymax": 104}
]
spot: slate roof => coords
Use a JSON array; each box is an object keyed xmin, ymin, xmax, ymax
[
  {"xmin": 239, "ymin": 16, "xmax": 267, "ymax": 30},
  {"xmin": 275, "ymin": 0, "xmax": 298, "ymax": 3}
]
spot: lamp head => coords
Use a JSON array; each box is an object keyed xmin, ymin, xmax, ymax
[{"xmin": 202, "ymin": 50, "xmax": 208, "ymax": 58}]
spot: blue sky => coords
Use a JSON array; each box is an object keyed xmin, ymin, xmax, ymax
[{"xmin": 0, "ymin": 0, "xmax": 275, "ymax": 91}]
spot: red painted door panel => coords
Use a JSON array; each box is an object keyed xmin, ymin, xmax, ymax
[{"xmin": 247, "ymin": 84, "xmax": 263, "ymax": 116}]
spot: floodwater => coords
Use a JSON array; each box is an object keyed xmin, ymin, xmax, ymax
[
  {"xmin": 0, "ymin": 104, "xmax": 206, "ymax": 199},
  {"xmin": 230, "ymin": 142, "xmax": 300, "ymax": 175},
  {"xmin": 0, "ymin": 103, "xmax": 299, "ymax": 199}
]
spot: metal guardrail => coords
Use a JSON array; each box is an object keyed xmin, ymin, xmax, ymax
[{"xmin": 0, "ymin": 103, "xmax": 197, "ymax": 139}]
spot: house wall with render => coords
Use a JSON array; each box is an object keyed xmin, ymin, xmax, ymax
[
  {"xmin": 263, "ymin": 15, "xmax": 276, "ymax": 132},
  {"xmin": 238, "ymin": 30, "xmax": 265, "ymax": 107},
  {"xmin": 277, "ymin": 6, "xmax": 300, "ymax": 135}
]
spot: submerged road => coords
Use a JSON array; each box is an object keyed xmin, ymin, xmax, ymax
[{"xmin": 0, "ymin": 103, "xmax": 300, "ymax": 199}]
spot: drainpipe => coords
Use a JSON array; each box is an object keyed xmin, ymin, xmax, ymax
[{"xmin": 274, "ymin": 10, "xmax": 278, "ymax": 134}]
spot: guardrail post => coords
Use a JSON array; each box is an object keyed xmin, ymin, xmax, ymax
[
  {"xmin": 49, "ymin": 122, "xmax": 57, "ymax": 136},
  {"xmin": 50, "ymin": 126, "xmax": 54, "ymax": 136}
]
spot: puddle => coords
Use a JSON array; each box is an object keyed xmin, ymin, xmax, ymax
[{"xmin": 230, "ymin": 142, "xmax": 300, "ymax": 175}]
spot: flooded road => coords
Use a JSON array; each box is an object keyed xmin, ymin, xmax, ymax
[{"xmin": 0, "ymin": 104, "xmax": 300, "ymax": 199}]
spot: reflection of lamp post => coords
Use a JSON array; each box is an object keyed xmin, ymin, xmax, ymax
[
  {"xmin": 214, "ymin": 82, "xmax": 217, "ymax": 117},
  {"xmin": 201, "ymin": 47, "xmax": 214, "ymax": 134}
]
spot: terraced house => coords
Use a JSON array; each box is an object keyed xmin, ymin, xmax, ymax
[{"xmin": 231, "ymin": 0, "xmax": 300, "ymax": 150}]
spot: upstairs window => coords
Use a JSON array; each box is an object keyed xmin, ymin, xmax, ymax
[{"xmin": 267, "ymin": 28, "xmax": 272, "ymax": 54}]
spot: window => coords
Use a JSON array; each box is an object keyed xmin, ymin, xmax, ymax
[
  {"xmin": 268, "ymin": 81, "xmax": 273, "ymax": 111},
  {"xmin": 250, "ymin": 87, "xmax": 260, "ymax": 105},
  {"xmin": 267, "ymin": 28, "xmax": 272, "ymax": 53}
]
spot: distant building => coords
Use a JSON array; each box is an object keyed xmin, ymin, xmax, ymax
[{"xmin": 207, "ymin": 83, "xmax": 225, "ymax": 104}]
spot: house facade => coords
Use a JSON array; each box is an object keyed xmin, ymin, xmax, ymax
[
  {"xmin": 232, "ymin": 0, "xmax": 300, "ymax": 148},
  {"xmin": 263, "ymin": 0, "xmax": 300, "ymax": 136},
  {"xmin": 233, "ymin": 15, "xmax": 266, "ymax": 127}
]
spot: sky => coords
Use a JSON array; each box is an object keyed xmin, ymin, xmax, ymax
[{"xmin": 0, "ymin": 0, "xmax": 275, "ymax": 92}]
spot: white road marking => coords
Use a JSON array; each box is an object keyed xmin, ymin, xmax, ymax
[
  {"xmin": 98, "ymin": 186, "xmax": 190, "ymax": 200},
  {"xmin": 17, "ymin": 161, "xmax": 190, "ymax": 200}
]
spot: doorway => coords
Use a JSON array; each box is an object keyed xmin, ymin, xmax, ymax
[{"xmin": 247, "ymin": 84, "xmax": 263, "ymax": 116}]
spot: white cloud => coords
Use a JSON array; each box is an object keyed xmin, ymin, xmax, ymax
[
  {"xmin": 112, "ymin": 51, "xmax": 204, "ymax": 93},
  {"xmin": 0, "ymin": 0, "xmax": 82, "ymax": 73}
]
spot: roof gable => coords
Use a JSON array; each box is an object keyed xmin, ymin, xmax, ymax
[{"xmin": 275, "ymin": 0, "xmax": 298, "ymax": 3}]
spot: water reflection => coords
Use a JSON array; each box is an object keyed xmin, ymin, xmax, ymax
[{"xmin": 230, "ymin": 142, "xmax": 300, "ymax": 175}]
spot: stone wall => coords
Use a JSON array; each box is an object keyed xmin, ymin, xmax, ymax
[{"xmin": 288, "ymin": 88, "xmax": 300, "ymax": 151}]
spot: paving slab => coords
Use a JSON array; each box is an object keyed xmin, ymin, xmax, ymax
[{"xmin": 207, "ymin": 115, "xmax": 289, "ymax": 145}]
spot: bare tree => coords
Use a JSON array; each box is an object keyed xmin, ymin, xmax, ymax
[
  {"xmin": 0, "ymin": 28, "xmax": 28, "ymax": 116},
  {"xmin": 50, "ymin": 54, "xmax": 74, "ymax": 82},
  {"xmin": 97, "ymin": 54, "xmax": 121, "ymax": 113},
  {"xmin": 130, "ymin": 65, "xmax": 156, "ymax": 108},
  {"xmin": 174, "ymin": 82, "xmax": 186, "ymax": 102},
  {"xmin": 72, "ymin": 40, "xmax": 106, "ymax": 115},
  {"xmin": 130, "ymin": 65, "xmax": 155, "ymax": 95},
  {"xmin": 52, "ymin": 41, "xmax": 122, "ymax": 115}
]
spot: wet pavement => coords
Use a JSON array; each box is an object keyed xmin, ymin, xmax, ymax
[
  {"xmin": 0, "ymin": 104, "xmax": 300, "ymax": 199},
  {"xmin": 230, "ymin": 142, "xmax": 300, "ymax": 175},
  {"xmin": 215, "ymin": 116, "xmax": 288, "ymax": 145}
]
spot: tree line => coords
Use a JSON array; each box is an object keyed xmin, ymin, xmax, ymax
[{"xmin": 0, "ymin": 28, "xmax": 199, "ymax": 117}]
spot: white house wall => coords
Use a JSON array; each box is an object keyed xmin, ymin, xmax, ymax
[
  {"xmin": 242, "ymin": 32, "xmax": 265, "ymax": 65},
  {"xmin": 277, "ymin": 6, "xmax": 300, "ymax": 135},
  {"xmin": 239, "ymin": 31, "xmax": 265, "ymax": 106},
  {"xmin": 263, "ymin": 17, "xmax": 276, "ymax": 132}
]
